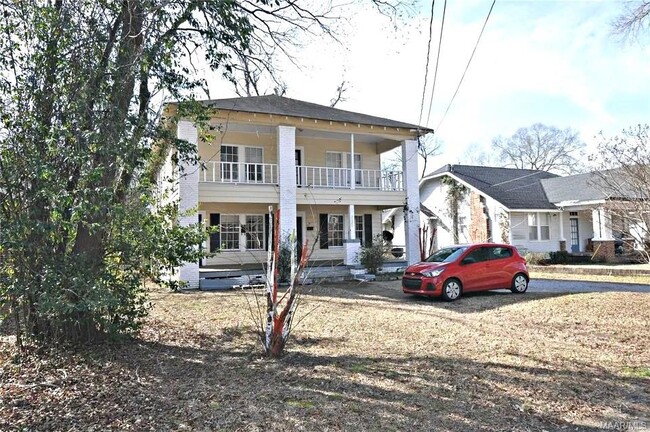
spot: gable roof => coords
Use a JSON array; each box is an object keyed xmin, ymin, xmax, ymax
[
  {"xmin": 425, "ymin": 164, "xmax": 559, "ymax": 210},
  {"xmin": 199, "ymin": 95, "xmax": 433, "ymax": 133}
]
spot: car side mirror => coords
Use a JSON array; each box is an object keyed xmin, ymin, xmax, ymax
[{"xmin": 461, "ymin": 257, "xmax": 476, "ymax": 265}]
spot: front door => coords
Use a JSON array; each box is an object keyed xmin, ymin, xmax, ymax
[
  {"xmin": 570, "ymin": 218, "xmax": 580, "ymax": 252},
  {"xmin": 296, "ymin": 216, "xmax": 304, "ymax": 260}
]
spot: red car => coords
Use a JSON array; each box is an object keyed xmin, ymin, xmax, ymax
[{"xmin": 402, "ymin": 243, "xmax": 529, "ymax": 301}]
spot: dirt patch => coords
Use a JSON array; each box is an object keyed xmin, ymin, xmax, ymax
[{"xmin": 1, "ymin": 281, "xmax": 649, "ymax": 431}]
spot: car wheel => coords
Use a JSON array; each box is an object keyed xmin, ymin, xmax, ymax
[
  {"xmin": 441, "ymin": 278, "xmax": 462, "ymax": 301},
  {"xmin": 511, "ymin": 273, "xmax": 528, "ymax": 294}
]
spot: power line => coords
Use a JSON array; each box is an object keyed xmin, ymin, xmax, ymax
[
  {"xmin": 417, "ymin": 0, "xmax": 436, "ymax": 128},
  {"xmin": 425, "ymin": 0, "xmax": 448, "ymax": 127},
  {"xmin": 436, "ymin": 0, "xmax": 496, "ymax": 134}
]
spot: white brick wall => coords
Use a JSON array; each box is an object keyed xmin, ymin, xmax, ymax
[
  {"xmin": 177, "ymin": 120, "xmax": 200, "ymax": 289},
  {"xmin": 277, "ymin": 125, "xmax": 297, "ymax": 239},
  {"xmin": 402, "ymin": 139, "xmax": 420, "ymax": 264}
]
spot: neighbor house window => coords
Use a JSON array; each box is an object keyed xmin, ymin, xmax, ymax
[
  {"xmin": 528, "ymin": 213, "xmax": 550, "ymax": 241},
  {"xmin": 221, "ymin": 215, "xmax": 240, "ymax": 250},
  {"xmin": 221, "ymin": 145, "xmax": 239, "ymax": 181},
  {"xmin": 328, "ymin": 215, "xmax": 344, "ymax": 247}
]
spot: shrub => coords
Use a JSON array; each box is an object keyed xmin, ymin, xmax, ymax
[
  {"xmin": 357, "ymin": 235, "xmax": 388, "ymax": 274},
  {"xmin": 549, "ymin": 250, "xmax": 570, "ymax": 264},
  {"xmin": 524, "ymin": 252, "xmax": 549, "ymax": 265}
]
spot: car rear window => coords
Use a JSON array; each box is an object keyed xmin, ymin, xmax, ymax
[{"xmin": 488, "ymin": 247, "xmax": 513, "ymax": 260}]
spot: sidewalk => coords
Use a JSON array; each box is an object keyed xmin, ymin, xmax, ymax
[{"xmin": 528, "ymin": 263, "xmax": 650, "ymax": 277}]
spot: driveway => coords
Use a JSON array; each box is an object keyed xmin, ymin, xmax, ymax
[{"xmin": 529, "ymin": 278, "xmax": 650, "ymax": 294}]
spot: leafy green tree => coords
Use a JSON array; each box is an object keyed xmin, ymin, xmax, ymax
[{"xmin": 0, "ymin": 1, "xmax": 298, "ymax": 346}]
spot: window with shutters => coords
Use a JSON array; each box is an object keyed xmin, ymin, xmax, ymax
[
  {"xmin": 221, "ymin": 215, "xmax": 240, "ymax": 250},
  {"xmin": 244, "ymin": 215, "xmax": 265, "ymax": 250},
  {"xmin": 328, "ymin": 215, "xmax": 344, "ymax": 247},
  {"xmin": 354, "ymin": 215, "xmax": 364, "ymax": 243}
]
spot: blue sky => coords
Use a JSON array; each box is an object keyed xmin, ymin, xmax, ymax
[{"xmin": 206, "ymin": 0, "xmax": 650, "ymax": 173}]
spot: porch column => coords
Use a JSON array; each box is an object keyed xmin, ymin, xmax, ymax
[
  {"xmin": 277, "ymin": 125, "xmax": 297, "ymax": 238},
  {"xmin": 178, "ymin": 120, "xmax": 200, "ymax": 289},
  {"xmin": 558, "ymin": 211, "xmax": 566, "ymax": 252},
  {"xmin": 592, "ymin": 207, "xmax": 614, "ymax": 240},
  {"xmin": 344, "ymin": 204, "xmax": 361, "ymax": 265},
  {"xmin": 591, "ymin": 206, "xmax": 615, "ymax": 262},
  {"xmin": 402, "ymin": 139, "xmax": 420, "ymax": 265},
  {"xmin": 349, "ymin": 134, "xmax": 355, "ymax": 190}
]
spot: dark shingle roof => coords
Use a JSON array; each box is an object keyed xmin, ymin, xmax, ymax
[
  {"xmin": 200, "ymin": 95, "xmax": 432, "ymax": 132},
  {"xmin": 425, "ymin": 164, "xmax": 559, "ymax": 210}
]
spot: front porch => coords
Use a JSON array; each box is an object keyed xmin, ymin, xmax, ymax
[{"xmin": 198, "ymin": 259, "xmax": 408, "ymax": 290}]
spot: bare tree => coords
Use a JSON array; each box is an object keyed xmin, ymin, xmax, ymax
[
  {"xmin": 329, "ymin": 80, "xmax": 349, "ymax": 107},
  {"xmin": 612, "ymin": 1, "xmax": 650, "ymax": 40},
  {"xmin": 492, "ymin": 123, "xmax": 586, "ymax": 174},
  {"xmin": 383, "ymin": 136, "xmax": 442, "ymax": 180},
  {"xmin": 460, "ymin": 143, "xmax": 501, "ymax": 166},
  {"xmin": 589, "ymin": 125, "xmax": 650, "ymax": 262}
]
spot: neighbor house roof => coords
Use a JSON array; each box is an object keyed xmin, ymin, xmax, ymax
[
  {"xmin": 541, "ymin": 167, "xmax": 648, "ymax": 204},
  {"xmin": 540, "ymin": 172, "xmax": 608, "ymax": 204},
  {"xmin": 425, "ymin": 164, "xmax": 559, "ymax": 210},
  {"xmin": 199, "ymin": 94, "xmax": 433, "ymax": 133}
]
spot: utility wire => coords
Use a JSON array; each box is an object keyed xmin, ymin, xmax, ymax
[
  {"xmin": 417, "ymin": 0, "xmax": 436, "ymax": 128},
  {"xmin": 425, "ymin": 0, "xmax": 448, "ymax": 127},
  {"xmin": 436, "ymin": 0, "xmax": 496, "ymax": 133}
]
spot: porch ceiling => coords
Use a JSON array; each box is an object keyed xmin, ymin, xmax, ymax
[{"xmin": 214, "ymin": 121, "xmax": 403, "ymax": 152}]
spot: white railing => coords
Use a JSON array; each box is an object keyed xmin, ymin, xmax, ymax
[
  {"xmin": 296, "ymin": 166, "xmax": 403, "ymax": 191},
  {"xmin": 201, "ymin": 161, "xmax": 277, "ymax": 184},
  {"xmin": 200, "ymin": 161, "xmax": 403, "ymax": 191}
]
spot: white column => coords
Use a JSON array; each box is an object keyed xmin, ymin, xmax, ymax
[
  {"xmin": 344, "ymin": 204, "xmax": 361, "ymax": 265},
  {"xmin": 277, "ymin": 125, "xmax": 297, "ymax": 239},
  {"xmin": 177, "ymin": 120, "xmax": 200, "ymax": 289},
  {"xmin": 592, "ymin": 206, "xmax": 614, "ymax": 240},
  {"xmin": 402, "ymin": 139, "xmax": 420, "ymax": 265},
  {"xmin": 349, "ymin": 134, "xmax": 355, "ymax": 190},
  {"xmin": 558, "ymin": 211, "xmax": 565, "ymax": 241}
]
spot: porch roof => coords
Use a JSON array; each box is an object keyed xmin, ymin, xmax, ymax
[{"xmin": 198, "ymin": 95, "xmax": 432, "ymax": 134}]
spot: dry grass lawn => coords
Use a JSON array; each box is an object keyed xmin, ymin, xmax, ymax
[{"xmin": 1, "ymin": 281, "xmax": 649, "ymax": 431}]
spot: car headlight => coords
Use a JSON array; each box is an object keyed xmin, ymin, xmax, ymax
[{"xmin": 422, "ymin": 268, "xmax": 445, "ymax": 278}]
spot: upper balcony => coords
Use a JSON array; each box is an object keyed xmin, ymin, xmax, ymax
[{"xmin": 200, "ymin": 161, "xmax": 404, "ymax": 191}]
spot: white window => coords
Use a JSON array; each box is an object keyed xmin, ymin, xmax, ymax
[
  {"xmin": 326, "ymin": 152, "xmax": 344, "ymax": 187},
  {"xmin": 244, "ymin": 215, "xmax": 265, "ymax": 250},
  {"xmin": 220, "ymin": 145, "xmax": 239, "ymax": 181},
  {"xmin": 528, "ymin": 213, "xmax": 550, "ymax": 241},
  {"xmin": 221, "ymin": 215, "xmax": 240, "ymax": 250},
  {"xmin": 221, "ymin": 145, "xmax": 264, "ymax": 183},
  {"xmin": 345, "ymin": 153, "xmax": 362, "ymax": 185},
  {"xmin": 355, "ymin": 215, "xmax": 364, "ymax": 244},
  {"xmin": 328, "ymin": 215, "xmax": 344, "ymax": 247},
  {"xmin": 244, "ymin": 147, "xmax": 263, "ymax": 182}
]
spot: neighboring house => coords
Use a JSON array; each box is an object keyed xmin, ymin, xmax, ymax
[
  {"xmin": 161, "ymin": 95, "xmax": 432, "ymax": 288},
  {"xmin": 386, "ymin": 164, "xmax": 645, "ymax": 262}
]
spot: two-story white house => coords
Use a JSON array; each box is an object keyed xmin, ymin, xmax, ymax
[{"xmin": 161, "ymin": 95, "xmax": 432, "ymax": 288}]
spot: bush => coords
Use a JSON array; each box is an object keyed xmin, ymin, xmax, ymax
[
  {"xmin": 357, "ymin": 235, "xmax": 388, "ymax": 274},
  {"xmin": 549, "ymin": 250, "xmax": 570, "ymax": 264},
  {"xmin": 524, "ymin": 252, "xmax": 549, "ymax": 265}
]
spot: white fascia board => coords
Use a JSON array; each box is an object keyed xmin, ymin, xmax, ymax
[
  {"xmin": 512, "ymin": 208, "xmax": 560, "ymax": 213},
  {"xmin": 553, "ymin": 199, "xmax": 606, "ymax": 209}
]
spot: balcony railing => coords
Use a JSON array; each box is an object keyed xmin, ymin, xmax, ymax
[{"xmin": 200, "ymin": 161, "xmax": 403, "ymax": 191}]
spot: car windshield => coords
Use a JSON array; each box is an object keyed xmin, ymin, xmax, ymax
[{"xmin": 424, "ymin": 246, "xmax": 468, "ymax": 263}]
